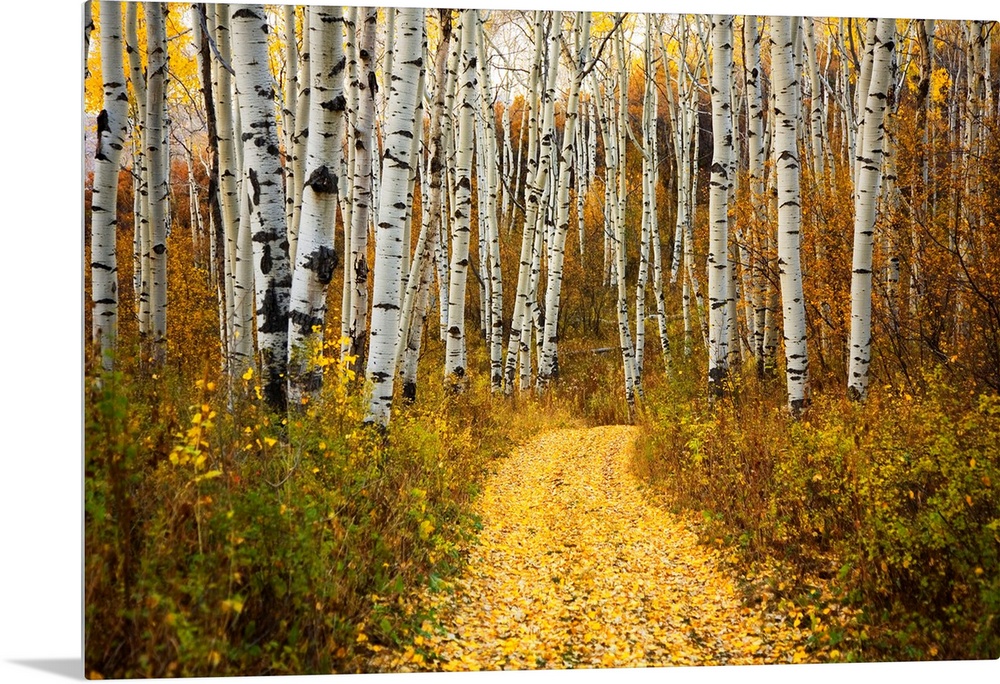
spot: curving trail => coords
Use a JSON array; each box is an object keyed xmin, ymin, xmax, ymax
[{"xmin": 370, "ymin": 425, "xmax": 810, "ymax": 671}]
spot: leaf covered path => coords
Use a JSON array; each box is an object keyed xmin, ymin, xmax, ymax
[{"xmin": 371, "ymin": 425, "xmax": 812, "ymax": 671}]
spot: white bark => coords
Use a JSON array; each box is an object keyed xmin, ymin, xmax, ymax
[
  {"xmin": 90, "ymin": 1, "xmax": 127, "ymax": 371},
  {"xmin": 444, "ymin": 9, "xmax": 478, "ymax": 390},
  {"xmin": 539, "ymin": 12, "xmax": 586, "ymax": 386},
  {"xmin": 848, "ymin": 17, "xmax": 895, "ymax": 401},
  {"xmin": 476, "ymin": 13, "xmax": 505, "ymax": 391},
  {"xmin": 288, "ymin": 9, "xmax": 310, "ymax": 257},
  {"xmin": 708, "ymin": 15, "xmax": 734, "ymax": 396},
  {"xmin": 282, "ymin": 5, "xmax": 298, "ymax": 250},
  {"xmin": 345, "ymin": 7, "xmax": 377, "ymax": 370},
  {"xmin": 287, "ymin": 6, "xmax": 345, "ymax": 406},
  {"xmin": 772, "ymin": 16, "xmax": 810, "ymax": 413},
  {"xmin": 364, "ymin": 8, "xmax": 425, "ymax": 426},
  {"xmin": 146, "ymin": 2, "xmax": 169, "ymax": 365},
  {"xmin": 503, "ymin": 11, "xmax": 546, "ymax": 392},
  {"xmin": 231, "ymin": 4, "xmax": 292, "ymax": 412}
]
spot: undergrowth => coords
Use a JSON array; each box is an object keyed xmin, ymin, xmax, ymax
[
  {"xmin": 84, "ymin": 334, "xmax": 577, "ymax": 678},
  {"xmin": 635, "ymin": 360, "xmax": 1000, "ymax": 662}
]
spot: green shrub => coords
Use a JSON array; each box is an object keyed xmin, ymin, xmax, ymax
[{"xmin": 636, "ymin": 366, "xmax": 1000, "ymax": 661}]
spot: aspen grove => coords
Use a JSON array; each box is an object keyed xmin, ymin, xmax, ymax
[{"xmin": 84, "ymin": 4, "xmax": 1000, "ymax": 677}]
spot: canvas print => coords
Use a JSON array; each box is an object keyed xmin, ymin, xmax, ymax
[{"xmin": 83, "ymin": 2, "xmax": 1000, "ymax": 678}]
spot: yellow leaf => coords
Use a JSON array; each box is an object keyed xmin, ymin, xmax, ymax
[
  {"xmin": 264, "ymin": 437, "xmax": 277, "ymax": 448},
  {"xmin": 242, "ymin": 367, "xmax": 254, "ymax": 381}
]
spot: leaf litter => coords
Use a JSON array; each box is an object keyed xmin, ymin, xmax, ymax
[{"xmin": 366, "ymin": 425, "xmax": 818, "ymax": 671}]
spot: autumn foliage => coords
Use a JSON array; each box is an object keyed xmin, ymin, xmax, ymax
[{"xmin": 84, "ymin": 6, "xmax": 999, "ymax": 677}]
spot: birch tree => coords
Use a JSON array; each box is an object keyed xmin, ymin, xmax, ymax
[
  {"xmin": 707, "ymin": 14, "xmax": 735, "ymax": 397},
  {"xmin": 848, "ymin": 17, "xmax": 896, "ymax": 401},
  {"xmin": 345, "ymin": 6, "xmax": 378, "ymax": 372},
  {"xmin": 90, "ymin": 1, "xmax": 128, "ymax": 371},
  {"xmin": 365, "ymin": 7, "xmax": 425, "ymax": 426},
  {"xmin": 772, "ymin": 16, "xmax": 810, "ymax": 413},
  {"xmin": 444, "ymin": 9, "xmax": 479, "ymax": 391},
  {"xmin": 231, "ymin": 4, "xmax": 292, "ymax": 412},
  {"xmin": 287, "ymin": 6, "xmax": 345, "ymax": 406},
  {"xmin": 146, "ymin": 2, "xmax": 169, "ymax": 365},
  {"xmin": 539, "ymin": 12, "xmax": 589, "ymax": 386}
]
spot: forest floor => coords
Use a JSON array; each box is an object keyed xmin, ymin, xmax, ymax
[{"xmin": 366, "ymin": 425, "xmax": 816, "ymax": 671}]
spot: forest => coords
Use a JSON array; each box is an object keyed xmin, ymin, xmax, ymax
[{"xmin": 82, "ymin": 1, "xmax": 1000, "ymax": 678}]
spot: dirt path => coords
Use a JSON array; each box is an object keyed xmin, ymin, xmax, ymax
[{"xmin": 370, "ymin": 425, "xmax": 810, "ymax": 671}]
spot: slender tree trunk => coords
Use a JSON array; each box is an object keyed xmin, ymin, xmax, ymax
[
  {"xmin": 444, "ymin": 9, "xmax": 479, "ymax": 391},
  {"xmin": 707, "ymin": 15, "xmax": 734, "ymax": 397},
  {"xmin": 146, "ymin": 2, "xmax": 169, "ymax": 365},
  {"xmin": 364, "ymin": 7, "xmax": 425, "ymax": 426},
  {"xmin": 848, "ymin": 18, "xmax": 895, "ymax": 401},
  {"xmin": 772, "ymin": 16, "xmax": 810, "ymax": 414},
  {"xmin": 475, "ymin": 12, "xmax": 505, "ymax": 392},
  {"xmin": 504, "ymin": 10, "xmax": 545, "ymax": 393},
  {"xmin": 287, "ymin": 6, "xmax": 345, "ymax": 407},
  {"xmin": 540, "ymin": 12, "xmax": 588, "ymax": 387},
  {"xmin": 90, "ymin": 1, "xmax": 128, "ymax": 371},
  {"xmin": 231, "ymin": 4, "xmax": 292, "ymax": 413},
  {"xmin": 345, "ymin": 7, "xmax": 378, "ymax": 372},
  {"xmin": 282, "ymin": 5, "xmax": 298, "ymax": 243}
]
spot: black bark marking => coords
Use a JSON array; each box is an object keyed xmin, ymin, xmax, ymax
[
  {"xmin": 289, "ymin": 309, "xmax": 324, "ymax": 335},
  {"xmin": 303, "ymin": 245, "xmax": 338, "ymax": 284},
  {"xmin": 305, "ymin": 165, "xmax": 338, "ymax": 195},
  {"xmin": 248, "ymin": 168, "xmax": 261, "ymax": 205},
  {"xmin": 321, "ymin": 94, "xmax": 348, "ymax": 112},
  {"xmin": 353, "ymin": 257, "xmax": 369, "ymax": 282},
  {"xmin": 260, "ymin": 243, "xmax": 272, "ymax": 274},
  {"xmin": 232, "ymin": 8, "xmax": 260, "ymax": 21},
  {"xmin": 152, "ymin": 244, "xmax": 166, "ymax": 255},
  {"xmin": 257, "ymin": 285, "xmax": 287, "ymax": 333}
]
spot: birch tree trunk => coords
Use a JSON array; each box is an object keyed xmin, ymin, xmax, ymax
[
  {"xmin": 772, "ymin": 16, "xmax": 810, "ymax": 414},
  {"xmin": 443, "ymin": 9, "xmax": 479, "ymax": 391},
  {"xmin": 848, "ymin": 18, "xmax": 895, "ymax": 401},
  {"xmin": 231, "ymin": 4, "xmax": 292, "ymax": 413},
  {"xmin": 345, "ymin": 6, "xmax": 378, "ymax": 372},
  {"xmin": 364, "ymin": 7, "xmax": 425, "ymax": 426},
  {"xmin": 287, "ymin": 6, "xmax": 345, "ymax": 407},
  {"xmin": 504, "ymin": 10, "xmax": 545, "ymax": 393},
  {"xmin": 707, "ymin": 15, "xmax": 734, "ymax": 397},
  {"xmin": 124, "ymin": 2, "xmax": 147, "ymax": 329},
  {"xmin": 90, "ymin": 1, "xmax": 127, "ymax": 371},
  {"xmin": 539, "ymin": 12, "xmax": 588, "ymax": 386},
  {"xmin": 146, "ymin": 2, "xmax": 169, "ymax": 365},
  {"xmin": 289, "ymin": 10, "xmax": 311, "ymax": 255},
  {"xmin": 476, "ymin": 12, "xmax": 505, "ymax": 391}
]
